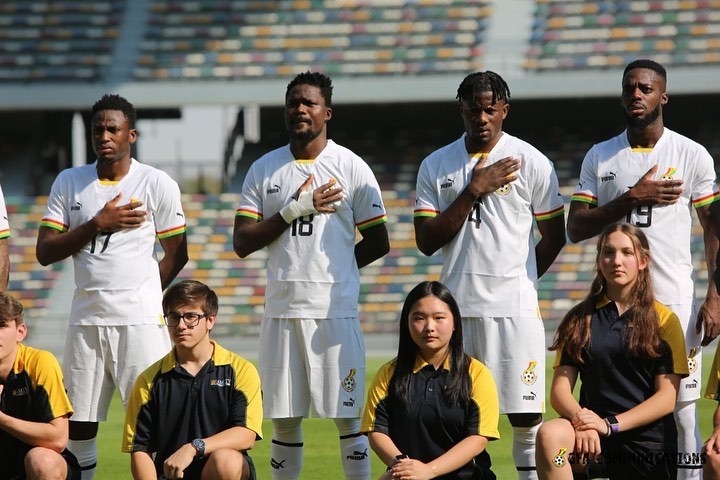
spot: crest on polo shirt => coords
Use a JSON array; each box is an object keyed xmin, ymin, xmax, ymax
[
  {"xmin": 342, "ymin": 368, "xmax": 357, "ymax": 392},
  {"xmin": 496, "ymin": 183, "xmax": 511, "ymax": 195},
  {"xmin": 521, "ymin": 361, "xmax": 537, "ymax": 385}
]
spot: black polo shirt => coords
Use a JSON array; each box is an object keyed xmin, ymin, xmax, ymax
[
  {"xmin": 1, "ymin": 344, "xmax": 74, "ymax": 479},
  {"xmin": 555, "ymin": 299, "xmax": 688, "ymax": 445},
  {"xmin": 362, "ymin": 355, "xmax": 500, "ymax": 479},
  {"xmin": 122, "ymin": 341, "xmax": 263, "ymax": 477}
]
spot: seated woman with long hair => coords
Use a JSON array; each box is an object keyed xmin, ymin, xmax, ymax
[
  {"xmin": 361, "ymin": 280, "xmax": 500, "ymax": 480},
  {"xmin": 536, "ymin": 223, "xmax": 688, "ymax": 480}
]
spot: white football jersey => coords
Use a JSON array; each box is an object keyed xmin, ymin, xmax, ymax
[
  {"xmin": 414, "ymin": 133, "xmax": 564, "ymax": 317},
  {"xmin": 237, "ymin": 140, "xmax": 387, "ymax": 319},
  {"xmin": 573, "ymin": 128, "xmax": 719, "ymax": 305},
  {"xmin": 0, "ymin": 184, "xmax": 9, "ymax": 239},
  {"xmin": 41, "ymin": 159, "xmax": 186, "ymax": 325}
]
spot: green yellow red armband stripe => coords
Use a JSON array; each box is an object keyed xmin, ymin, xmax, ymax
[
  {"xmin": 0, "ymin": 229, "xmax": 9, "ymax": 239},
  {"xmin": 570, "ymin": 193, "xmax": 597, "ymax": 206},
  {"xmin": 534, "ymin": 205, "xmax": 564, "ymax": 222},
  {"xmin": 157, "ymin": 225, "xmax": 186, "ymax": 239},
  {"xmin": 413, "ymin": 209, "xmax": 440, "ymax": 218},
  {"xmin": 236, "ymin": 209, "xmax": 262, "ymax": 221},
  {"xmin": 357, "ymin": 214, "xmax": 387, "ymax": 231},
  {"xmin": 40, "ymin": 219, "xmax": 68, "ymax": 232},
  {"xmin": 693, "ymin": 192, "xmax": 720, "ymax": 209}
]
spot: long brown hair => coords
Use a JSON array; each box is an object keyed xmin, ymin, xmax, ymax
[{"xmin": 550, "ymin": 223, "xmax": 663, "ymax": 362}]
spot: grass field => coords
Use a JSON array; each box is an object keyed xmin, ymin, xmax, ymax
[{"xmin": 96, "ymin": 354, "xmax": 716, "ymax": 479}]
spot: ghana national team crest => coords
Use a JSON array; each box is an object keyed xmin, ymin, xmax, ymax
[
  {"xmin": 342, "ymin": 368, "xmax": 357, "ymax": 392},
  {"xmin": 496, "ymin": 183, "xmax": 511, "ymax": 195},
  {"xmin": 552, "ymin": 448, "xmax": 567, "ymax": 468},
  {"xmin": 660, "ymin": 167, "xmax": 677, "ymax": 181},
  {"xmin": 687, "ymin": 347, "xmax": 699, "ymax": 374},
  {"xmin": 521, "ymin": 361, "xmax": 538, "ymax": 385}
]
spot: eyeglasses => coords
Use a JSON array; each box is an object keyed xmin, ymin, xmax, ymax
[{"xmin": 163, "ymin": 312, "xmax": 207, "ymax": 327}]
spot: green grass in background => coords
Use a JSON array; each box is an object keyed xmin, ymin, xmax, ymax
[{"xmin": 96, "ymin": 354, "xmax": 716, "ymax": 479}]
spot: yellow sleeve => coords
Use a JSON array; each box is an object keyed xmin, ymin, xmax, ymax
[
  {"xmin": 234, "ymin": 357, "xmax": 264, "ymax": 439},
  {"xmin": 656, "ymin": 302, "xmax": 690, "ymax": 376},
  {"xmin": 360, "ymin": 360, "xmax": 394, "ymax": 433},
  {"xmin": 705, "ymin": 345, "xmax": 720, "ymax": 400},
  {"xmin": 469, "ymin": 358, "xmax": 500, "ymax": 440}
]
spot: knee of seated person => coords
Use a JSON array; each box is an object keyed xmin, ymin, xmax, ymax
[
  {"xmin": 507, "ymin": 412, "xmax": 542, "ymax": 427},
  {"xmin": 202, "ymin": 448, "xmax": 245, "ymax": 478},
  {"xmin": 25, "ymin": 447, "xmax": 66, "ymax": 478},
  {"xmin": 536, "ymin": 419, "xmax": 574, "ymax": 446}
]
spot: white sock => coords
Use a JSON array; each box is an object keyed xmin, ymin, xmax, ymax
[
  {"xmin": 68, "ymin": 438, "xmax": 97, "ymax": 480},
  {"xmin": 675, "ymin": 400, "xmax": 703, "ymax": 479},
  {"xmin": 512, "ymin": 424, "xmax": 540, "ymax": 480},
  {"xmin": 335, "ymin": 418, "xmax": 370, "ymax": 480},
  {"xmin": 270, "ymin": 417, "xmax": 303, "ymax": 480}
]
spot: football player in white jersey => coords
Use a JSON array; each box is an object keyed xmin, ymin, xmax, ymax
[
  {"xmin": 568, "ymin": 59, "xmax": 720, "ymax": 479},
  {"xmin": 36, "ymin": 94, "xmax": 188, "ymax": 479},
  {"xmin": 414, "ymin": 71, "xmax": 566, "ymax": 480},
  {"xmin": 0, "ymin": 183, "xmax": 9, "ymax": 290},
  {"xmin": 233, "ymin": 72, "xmax": 389, "ymax": 480}
]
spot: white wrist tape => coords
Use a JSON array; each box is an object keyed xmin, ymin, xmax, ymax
[{"xmin": 279, "ymin": 190, "xmax": 317, "ymax": 223}]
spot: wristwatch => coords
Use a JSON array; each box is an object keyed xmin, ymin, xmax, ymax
[
  {"xmin": 386, "ymin": 454, "xmax": 409, "ymax": 471},
  {"xmin": 191, "ymin": 438, "xmax": 206, "ymax": 458},
  {"xmin": 604, "ymin": 416, "xmax": 620, "ymax": 436}
]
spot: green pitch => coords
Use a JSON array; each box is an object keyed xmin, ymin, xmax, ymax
[{"xmin": 96, "ymin": 354, "xmax": 716, "ymax": 479}]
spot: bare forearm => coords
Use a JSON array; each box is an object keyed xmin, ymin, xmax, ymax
[
  {"xmin": 414, "ymin": 188, "xmax": 478, "ymax": 255},
  {"xmin": 355, "ymin": 225, "xmax": 389, "ymax": 268},
  {"xmin": 0, "ymin": 238, "xmax": 8, "ymax": 290},
  {"xmin": 158, "ymin": 235, "xmax": 188, "ymax": 289},
  {"xmin": 36, "ymin": 221, "xmax": 102, "ymax": 265},
  {"xmin": 131, "ymin": 452, "xmax": 158, "ymax": 480},
  {"xmin": 567, "ymin": 197, "xmax": 637, "ymax": 242},
  {"xmin": 0, "ymin": 414, "xmax": 66, "ymax": 452},
  {"xmin": 204, "ymin": 426, "xmax": 256, "ymax": 453},
  {"xmin": 426, "ymin": 435, "xmax": 488, "ymax": 477},
  {"xmin": 535, "ymin": 216, "xmax": 566, "ymax": 278},
  {"xmin": 369, "ymin": 432, "xmax": 402, "ymax": 466},
  {"xmin": 233, "ymin": 214, "xmax": 290, "ymax": 258},
  {"xmin": 615, "ymin": 376, "xmax": 679, "ymax": 432}
]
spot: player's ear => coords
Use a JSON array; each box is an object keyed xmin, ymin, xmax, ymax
[
  {"xmin": 16, "ymin": 322, "xmax": 27, "ymax": 343},
  {"xmin": 660, "ymin": 92, "xmax": 668, "ymax": 105}
]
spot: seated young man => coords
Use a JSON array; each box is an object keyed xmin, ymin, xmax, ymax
[
  {"xmin": 0, "ymin": 292, "xmax": 79, "ymax": 480},
  {"xmin": 122, "ymin": 280, "xmax": 263, "ymax": 480}
]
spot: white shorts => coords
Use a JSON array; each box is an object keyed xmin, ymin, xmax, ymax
[
  {"xmin": 463, "ymin": 316, "xmax": 545, "ymax": 415},
  {"xmin": 666, "ymin": 303, "xmax": 702, "ymax": 402},
  {"xmin": 63, "ymin": 324, "xmax": 171, "ymax": 421},
  {"xmin": 259, "ymin": 317, "xmax": 365, "ymax": 419}
]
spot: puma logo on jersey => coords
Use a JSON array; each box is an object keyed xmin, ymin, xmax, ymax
[
  {"xmin": 441, "ymin": 177, "xmax": 454, "ymax": 189},
  {"xmin": 372, "ymin": 203, "xmax": 383, "ymax": 209},
  {"xmin": 346, "ymin": 449, "xmax": 368, "ymax": 460},
  {"xmin": 266, "ymin": 184, "xmax": 281, "ymax": 194},
  {"xmin": 601, "ymin": 172, "xmax": 616, "ymax": 182},
  {"xmin": 271, "ymin": 458, "xmax": 286, "ymax": 469},
  {"xmin": 343, "ymin": 397, "xmax": 355, "ymax": 407},
  {"xmin": 577, "ymin": 181, "xmax": 584, "ymax": 189},
  {"xmin": 523, "ymin": 391, "xmax": 537, "ymax": 401},
  {"xmin": 71, "ymin": 202, "xmax": 82, "ymax": 211},
  {"xmin": 685, "ymin": 379, "xmax": 698, "ymax": 389},
  {"xmin": 176, "ymin": 212, "xmax": 184, "ymax": 218}
]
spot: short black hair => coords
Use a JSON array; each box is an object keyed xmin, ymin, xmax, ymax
[
  {"xmin": 92, "ymin": 94, "xmax": 137, "ymax": 129},
  {"xmin": 285, "ymin": 72, "xmax": 333, "ymax": 106},
  {"xmin": 456, "ymin": 71, "xmax": 511, "ymax": 105},
  {"xmin": 623, "ymin": 59, "xmax": 667, "ymax": 83}
]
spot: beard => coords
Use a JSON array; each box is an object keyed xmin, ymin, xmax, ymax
[
  {"xmin": 289, "ymin": 126, "xmax": 322, "ymax": 142},
  {"xmin": 624, "ymin": 103, "xmax": 661, "ymax": 129}
]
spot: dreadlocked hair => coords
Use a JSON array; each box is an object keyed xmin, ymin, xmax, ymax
[
  {"xmin": 456, "ymin": 71, "xmax": 511, "ymax": 105},
  {"xmin": 550, "ymin": 223, "xmax": 664, "ymax": 363}
]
